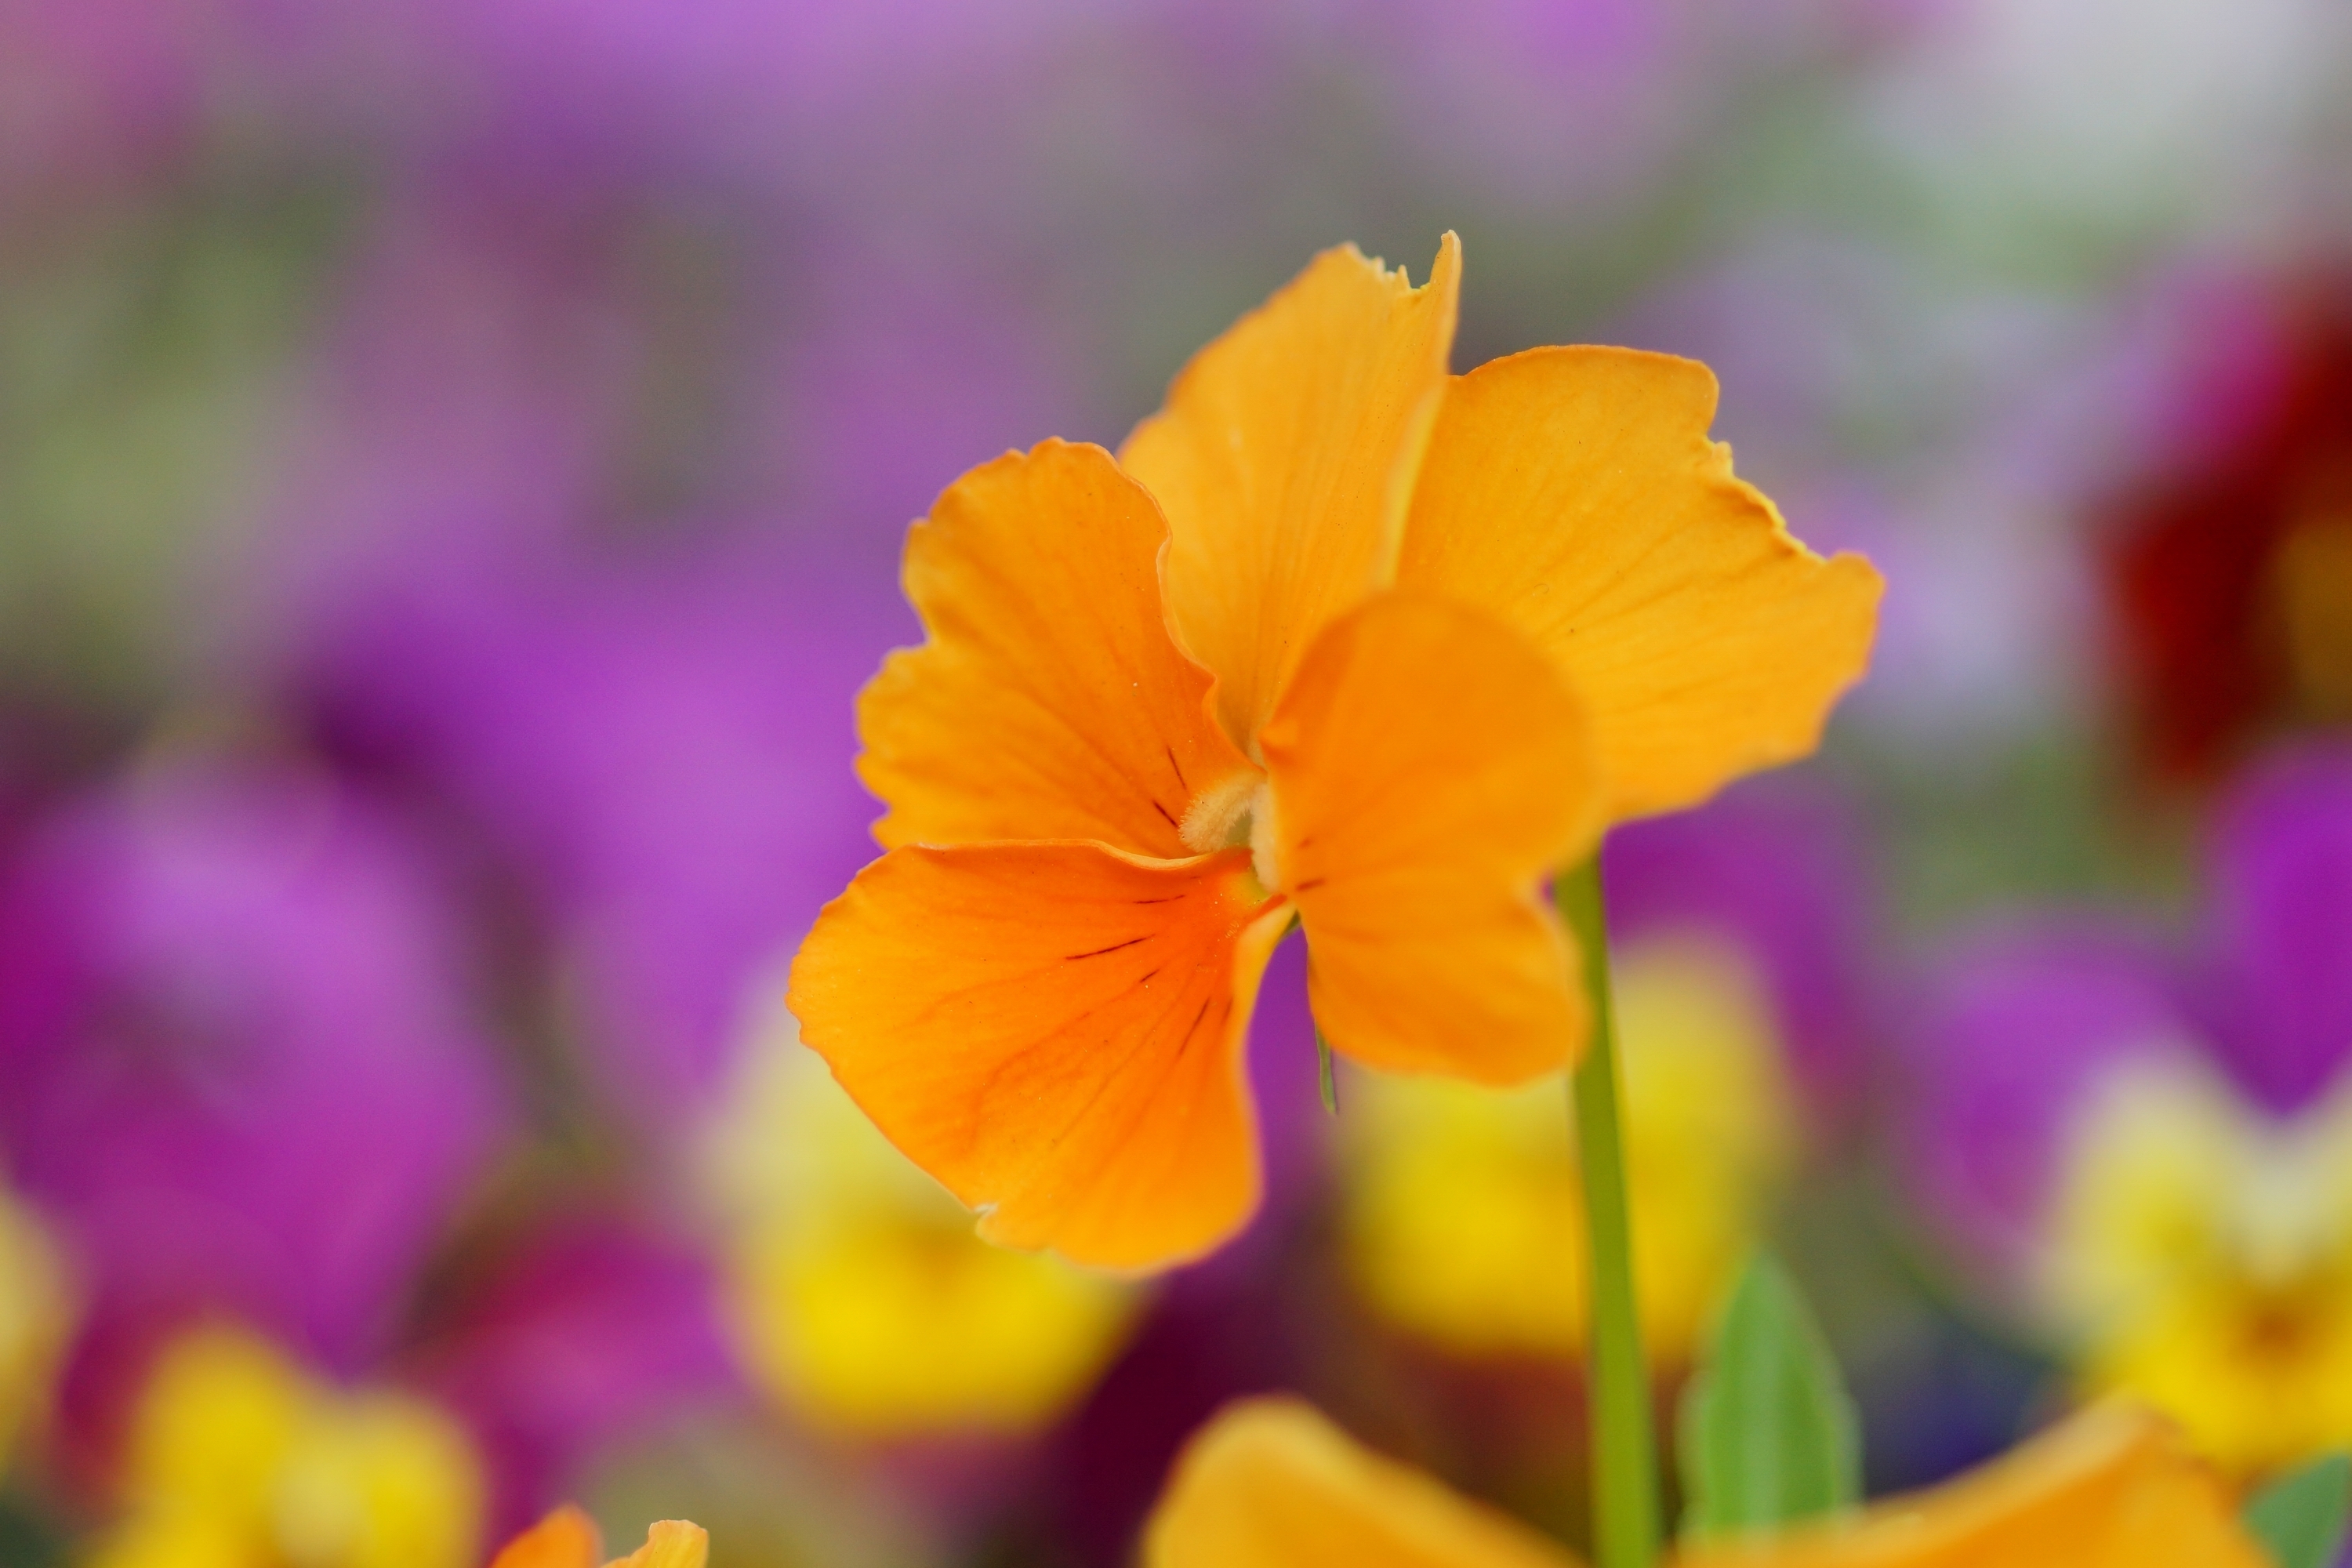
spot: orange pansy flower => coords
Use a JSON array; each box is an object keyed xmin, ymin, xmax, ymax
[
  {"xmin": 790, "ymin": 237, "xmax": 1881, "ymax": 1270},
  {"xmin": 489, "ymin": 1507, "xmax": 708, "ymax": 1568},
  {"xmin": 1143, "ymin": 1397, "xmax": 2269, "ymax": 1568}
]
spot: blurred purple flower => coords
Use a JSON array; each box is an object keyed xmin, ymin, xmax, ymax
[
  {"xmin": 1907, "ymin": 741, "xmax": 2352, "ymax": 1270},
  {"xmin": 1905, "ymin": 920, "xmax": 2187, "ymax": 1271},
  {"xmin": 1348, "ymin": 0, "xmax": 1695, "ymax": 202},
  {"xmin": 260, "ymin": 163, "xmax": 1085, "ymax": 1133},
  {"xmin": 393, "ymin": 0, "xmax": 1106, "ymax": 193},
  {"xmin": 0, "ymin": 0, "xmax": 205, "ymax": 199},
  {"xmin": 0, "ymin": 758, "xmax": 509, "ymax": 1451},
  {"xmin": 761, "ymin": 252, "xmax": 1087, "ymax": 536},
  {"xmin": 1326, "ymin": 0, "xmax": 1932, "ymax": 209},
  {"xmin": 1605, "ymin": 779, "xmax": 1883, "ymax": 1127},
  {"xmin": 308, "ymin": 529, "xmax": 902, "ymax": 1131},
  {"xmin": 2198, "ymin": 745, "xmax": 2352, "ymax": 1113}
]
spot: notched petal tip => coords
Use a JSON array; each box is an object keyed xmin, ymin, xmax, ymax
[
  {"xmin": 1401, "ymin": 344, "xmax": 1884, "ymax": 822},
  {"xmin": 1121, "ymin": 234, "xmax": 1465, "ymax": 751}
]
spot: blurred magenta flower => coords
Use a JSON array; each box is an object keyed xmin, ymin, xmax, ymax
[
  {"xmin": 1906, "ymin": 742, "xmax": 2352, "ymax": 1472},
  {"xmin": 0, "ymin": 758, "xmax": 510, "ymax": 1450},
  {"xmin": 0, "ymin": 3, "xmax": 186, "ymax": 197},
  {"xmin": 410, "ymin": 1212, "xmax": 737, "ymax": 1535}
]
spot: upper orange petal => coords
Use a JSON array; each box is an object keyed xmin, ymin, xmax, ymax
[
  {"xmin": 787, "ymin": 842, "xmax": 1290, "ymax": 1272},
  {"xmin": 489, "ymin": 1508, "xmax": 601, "ymax": 1568},
  {"xmin": 1676, "ymin": 1405, "xmax": 2267, "ymax": 1568},
  {"xmin": 1260, "ymin": 590, "xmax": 1598, "ymax": 1084},
  {"xmin": 859, "ymin": 438, "xmax": 1258, "ymax": 858},
  {"xmin": 1142, "ymin": 1396, "xmax": 1578, "ymax": 1568},
  {"xmin": 604, "ymin": 1522, "xmax": 709, "ymax": 1568},
  {"xmin": 1398, "ymin": 347, "xmax": 1883, "ymax": 821},
  {"xmin": 1121, "ymin": 235, "xmax": 1461, "ymax": 753}
]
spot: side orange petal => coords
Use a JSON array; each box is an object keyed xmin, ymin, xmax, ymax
[
  {"xmin": 1142, "ymin": 1397, "xmax": 1577, "ymax": 1568},
  {"xmin": 1399, "ymin": 347, "xmax": 1884, "ymax": 821},
  {"xmin": 1121, "ymin": 236, "xmax": 1461, "ymax": 752},
  {"xmin": 1676, "ymin": 1405, "xmax": 2267, "ymax": 1568},
  {"xmin": 604, "ymin": 1522, "xmax": 709, "ymax": 1568},
  {"xmin": 1260, "ymin": 591, "xmax": 1599, "ymax": 1085},
  {"xmin": 489, "ymin": 1508, "xmax": 601, "ymax": 1568},
  {"xmin": 859, "ymin": 439, "xmax": 1258, "ymax": 858},
  {"xmin": 787, "ymin": 843, "xmax": 1291, "ymax": 1272}
]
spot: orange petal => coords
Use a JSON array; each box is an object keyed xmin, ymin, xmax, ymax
[
  {"xmin": 1676, "ymin": 1405, "xmax": 2267, "ymax": 1568},
  {"xmin": 1399, "ymin": 347, "xmax": 1883, "ymax": 820},
  {"xmin": 788, "ymin": 842, "xmax": 1290, "ymax": 1272},
  {"xmin": 1261, "ymin": 591, "xmax": 1598, "ymax": 1084},
  {"xmin": 1121, "ymin": 236, "xmax": 1461, "ymax": 751},
  {"xmin": 859, "ymin": 439, "xmax": 1258, "ymax": 858},
  {"xmin": 1142, "ymin": 1397, "xmax": 1577, "ymax": 1568},
  {"xmin": 604, "ymin": 1522, "xmax": 709, "ymax": 1568},
  {"xmin": 490, "ymin": 1508, "xmax": 601, "ymax": 1568}
]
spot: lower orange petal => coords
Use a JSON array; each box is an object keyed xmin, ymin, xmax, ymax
[
  {"xmin": 1677, "ymin": 1404, "xmax": 2266, "ymax": 1568},
  {"xmin": 788, "ymin": 843, "xmax": 1290, "ymax": 1272},
  {"xmin": 1143, "ymin": 1397, "xmax": 1575, "ymax": 1568},
  {"xmin": 490, "ymin": 1508, "xmax": 600, "ymax": 1568},
  {"xmin": 1261, "ymin": 591, "xmax": 1599, "ymax": 1085},
  {"xmin": 1144, "ymin": 1399, "xmax": 2263, "ymax": 1568}
]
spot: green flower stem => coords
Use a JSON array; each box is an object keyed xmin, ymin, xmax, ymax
[{"xmin": 1558, "ymin": 855, "xmax": 1662, "ymax": 1568}]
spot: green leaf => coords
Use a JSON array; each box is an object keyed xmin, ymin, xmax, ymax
[
  {"xmin": 1678, "ymin": 1253, "xmax": 1862, "ymax": 1540},
  {"xmin": 1315, "ymin": 1029, "xmax": 1339, "ymax": 1115},
  {"xmin": 2245, "ymin": 1453, "xmax": 2352, "ymax": 1568}
]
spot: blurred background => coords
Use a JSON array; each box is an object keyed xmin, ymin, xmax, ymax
[{"xmin": 2, "ymin": 2, "xmax": 2350, "ymax": 1565}]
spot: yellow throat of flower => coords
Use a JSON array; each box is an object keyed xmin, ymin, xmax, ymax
[{"xmin": 2042, "ymin": 1054, "xmax": 2352, "ymax": 1475}]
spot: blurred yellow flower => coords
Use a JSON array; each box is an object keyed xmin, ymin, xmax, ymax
[
  {"xmin": 2042, "ymin": 1055, "xmax": 2352, "ymax": 1474},
  {"xmin": 1341, "ymin": 935, "xmax": 1798, "ymax": 1365},
  {"xmin": 704, "ymin": 1025, "xmax": 1137, "ymax": 1437},
  {"xmin": 790, "ymin": 234, "xmax": 1879, "ymax": 1272},
  {"xmin": 1142, "ymin": 1396, "xmax": 2268, "ymax": 1568},
  {"xmin": 486, "ymin": 1505, "xmax": 706, "ymax": 1568},
  {"xmin": 0, "ymin": 1185, "xmax": 70, "ymax": 1472},
  {"xmin": 87, "ymin": 1325, "xmax": 482, "ymax": 1568}
]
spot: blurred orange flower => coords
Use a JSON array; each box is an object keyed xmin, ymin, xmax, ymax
[
  {"xmin": 790, "ymin": 237, "xmax": 1879, "ymax": 1271},
  {"xmin": 1143, "ymin": 1398, "xmax": 2267, "ymax": 1568},
  {"xmin": 489, "ymin": 1507, "xmax": 707, "ymax": 1568}
]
